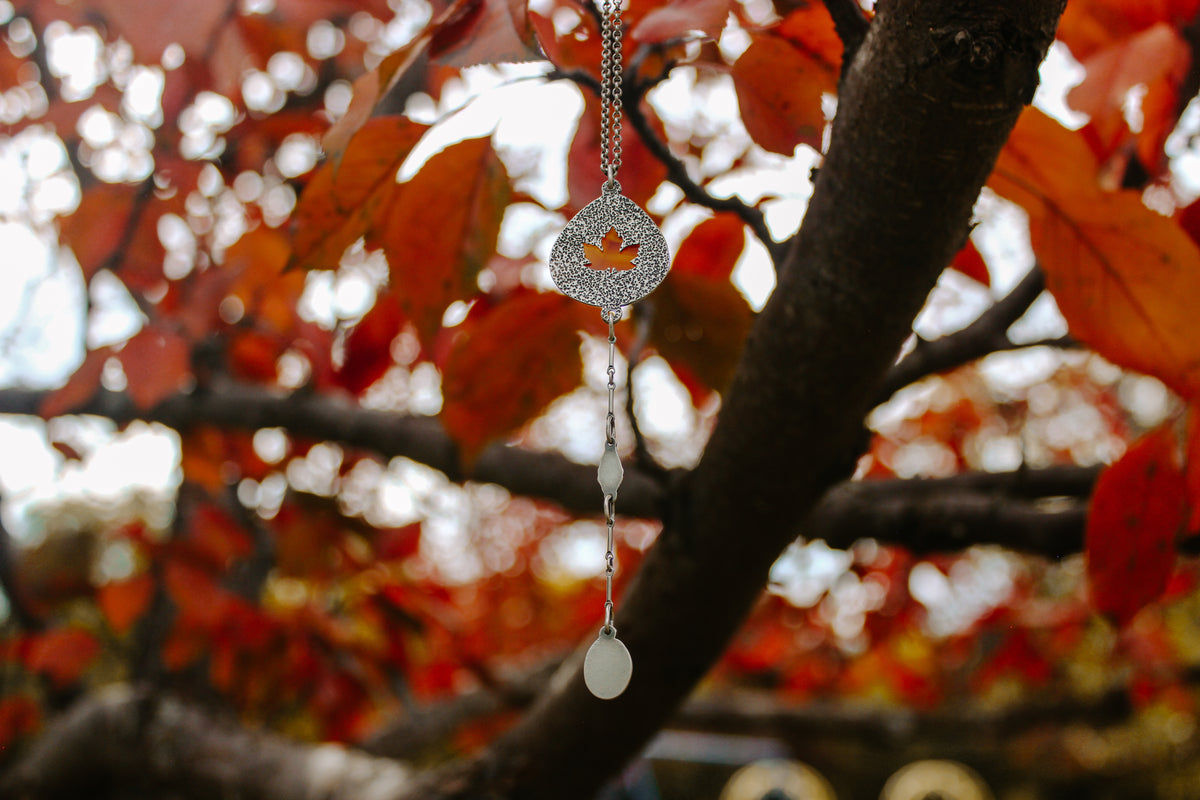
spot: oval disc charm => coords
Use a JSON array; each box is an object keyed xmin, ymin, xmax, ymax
[
  {"xmin": 550, "ymin": 182, "xmax": 669, "ymax": 308},
  {"xmin": 583, "ymin": 627, "xmax": 632, "ymax": 699}
]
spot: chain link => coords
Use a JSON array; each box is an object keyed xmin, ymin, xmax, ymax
[
  {"xmin": 598, "ymin": 0, "xmax": 623, "ymax": 183},
  {"xmin": 602, "ymin": 307, "xmax": 619, "ymax": 631}
]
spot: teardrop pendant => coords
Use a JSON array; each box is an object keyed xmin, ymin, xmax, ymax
[{"xmin": 549, "ymin": 181, "xmax": 669, "ymax": 309}]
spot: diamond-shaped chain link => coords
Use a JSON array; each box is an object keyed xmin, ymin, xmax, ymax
[{"xmin": 598, "ymin": 0, "xmax": 623, "ymax": 184}]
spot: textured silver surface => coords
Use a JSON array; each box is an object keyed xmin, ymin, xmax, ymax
[{"xmin": 549, "ymin": 183, "xmax": 669, "ymax": 308}]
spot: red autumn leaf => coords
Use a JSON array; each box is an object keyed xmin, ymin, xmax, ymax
[
  {"xmin": 322, "ymin": 39, "xmax": 433, "ymax": 161},
  {"xmin": 1066, "ymin": 23, "xmax": 1189, "ymax": 168},
  {"xmin": 950, "ymin": 239, "xmax": 991, "ymax": 287},
  {"xmin": 97, "ymin": 574, "xmax": 156, "ymax": 635},
  {"xmin": 375, "ymin": 523, "xmax": 422, "ymax": 562},
  {"xmin": 59, "ymin": 183, "xmax": 140, "ymax": 280},
  {"xmin": 650, "ymin": 270, "xmax": 754, "ymax": 397},
  {"xmin": 673, "ymin": 214, "xmax": 746, "ymax": 279},
  {"xmin": 1056, "ymin": 0, "xmax": 1200, "ymax": 61},
  {"xmin": 0, "ymin": 695, "xmax": 40, "ymax": 749},
  {"xmin": 292, "ymin": 117, "xmax": 429, "ymax": 272},
  {"xmin": 120, "ymin": 324, "xmax": 192, "ymax": 410},
  {"xmin": 441, "ymin": 290, "xmax": 591, "ymax": 458},
  {"xmin": 1087, "ymin": 426, "xmax": 1187, "ymax": 626},
  {"xmin": 335, "ymin": 291, "xmax": 407, "ymax": 395},
  {"xmin": 23, "ymin": 627, "xmax": 102, "ymax": 688},
  {"xmin": 187, "ymin": 504, "xmax": 254, "ymax": 569},
  {"xmin": 991, "ymin": 110, "xmax": 1200, "ymax": 400},
  {"xmin": 428, "ymin": 0, "xmax": 544, "ymax": 68},
  {"xmin": 776, "ymin": 3, "xmax": 844, "ymax": 71},
  {"xmin": 582, "ymin": 228, "xmax": 640, "ymax": 272},
  {"xmin": 530, "ymin": 1, "xmax": 602, "ymax": 82},
  {"xmin": 380, "ymin": 136, "xmax": 510, "ymax": 347},
  {"xmin": 40, "ymin": 346, "xmax": 113, "ymax": 419},
  {"xmin": 164, "ymin": 560, "xmax": 232, "ymax": 631},
  {"xmin": 732, "ymin": 33, "xmax": 834, "ymax": 156},
  {"xmin": 226, "ymin": 229, "xmax": 305, "ymax": 335},
  {"xmin": 567, "ymin": 94, "xmax": 668, "ymax": 213},
  {"xmin": 630, "ymin": 0, "xmax": 732, "ymax": 43}
]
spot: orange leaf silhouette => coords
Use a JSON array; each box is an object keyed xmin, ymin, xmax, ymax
[{"xmin": 583, "ymin": 228, "xmax": 639, "ymax": 272}]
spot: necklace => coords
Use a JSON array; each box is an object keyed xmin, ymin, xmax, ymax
[{"xmin": 549, "ymin": 0, "xmax": 669, "ymax": 700}]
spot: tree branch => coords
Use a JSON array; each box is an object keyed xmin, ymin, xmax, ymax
[
  {"xmin": 0, "ymin": 684, "xmax": 412, "ymax": 800},
  {"xmin": 0, "ymin": 384, "xmax": 667, "ymax": 521},
  {"xmin": 403, "ymin": 2, "xmax": 1066, "ymax": 797},
  {"xmin": 0, "ymin": 385, "xmax": 1096, "ymax": 560},
  {"xmin": 622, "ymin": 96, "xmax": 788, "ymax": 265},
  {"xmin": 875, "ymin": 266, "xmax": 1076, "ymax": 404}
]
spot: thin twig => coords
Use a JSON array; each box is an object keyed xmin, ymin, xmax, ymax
[{"xmin": 874, "ymin": 266, "xmax": 1076, "ymax": 404}]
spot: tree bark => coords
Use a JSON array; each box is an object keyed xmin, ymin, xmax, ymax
[{"xmin": 402, "ymin": 1, "xmax": 1066, "ymax": 797}]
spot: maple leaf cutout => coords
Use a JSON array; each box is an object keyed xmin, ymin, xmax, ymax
[{"xmin": 583, "ymin": 228, "xmax": 639, "ymax": 272}]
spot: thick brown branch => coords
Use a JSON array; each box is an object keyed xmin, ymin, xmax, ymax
[
  {"xmin": 0, "ymin": 385, "xmax": 666, "ymax": 520},
  {"xmin": 0, "ymin": 685, "xmax": 412, "ymax": 800},
  {"xmin": 0, "ymin": 386, "xmax": 1096, "ymax": 559}
]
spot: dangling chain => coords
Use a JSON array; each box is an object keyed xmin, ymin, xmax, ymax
[
  {"xmin": 598, "ymin": 0, "xmax": 623, "ymax": 183},
  {"xmin": 601, "ymin": 308, "xmax": 619, "ymax": 632}
]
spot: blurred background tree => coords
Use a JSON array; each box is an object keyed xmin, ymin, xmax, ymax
[{"xmin": 2, "ymin": 0, "xmax": 1200, "ymax": 798}]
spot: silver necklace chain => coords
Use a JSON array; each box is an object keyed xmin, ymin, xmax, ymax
[
  {"xmin": 601, "ymin": 308, "xmax": 619, "ymax": 632},
  {"xmin": 598, "ymin": 0, "xmax": 623, "ymax": 183}
]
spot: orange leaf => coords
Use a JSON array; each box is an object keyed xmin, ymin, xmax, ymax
[
  {"xmin": 188, "ymin": 504, "xmax": 254, "ymax": 569},
  {"xmin": 59, "ymin": 183, "xmax": 140, "ymax": 279},
  {"xmin": 650, "ymin": 270, "xmax": 754, "ymax": 397},
  {"xmin": 293, "ymin": 118, "xmax": 429, "ymax": 272},
  {"xmin": 226, "ymin": 228, "xmax": 304, "ymax": 334},
  {"xmin": 441, "ymin": 291, "xmax": 590, "ymax": 458},
  {"xmin": 731, "ymin": 33, "xmax": 834, "ymax": 156},
  {"xmin": 23, "ymin": 627, "xmax": 101, "ymax": 688},
  {"xmin": 1087, "ymin": 426, "xmax": 1186, "ymax": 626},
  {"xmin": 1057, "ymin": 0, "xmax": 1200, "ymax": 61},
  {"xmin": 97, "ymin": 574, "xmax": 155, "ymax": 635},
  {"xmin": 380, "ymin": 136, "xmax": 510, "ymax": 347},
  {"xmin": 164, "ymin": 560, "xmax": 231, "ymax": 631},
  {"xmin": 1066, "ymin": 23, "xmax": 1189, "ymax": 167},
  {"xmin": 673, "ymin": 214, "xmax": 746, "ymax": 279},
  {"xmin": 631, "ymin": 0, "xmax": 732, "ymax": 43},
  {"xmin": 949, "ymin": 239, "xmax": 990, "ymax": 287},
  {"xmin": 776, "ymin": 2, "xmax": 844, "ymax": 71},
  {"xmin": 120, "ymin": 325, "xmax": 192, "ymax": 410},
  {"xmin": 582, "ymin": 228, "xmax": 640, "ymax": 272},
  {"xmin": 40, "ymin": 346, "xmax": 113, "ymax": 419},
  {"xmin": 992, "ymin": 110, "xmax": 1200, "ymax": 400}
]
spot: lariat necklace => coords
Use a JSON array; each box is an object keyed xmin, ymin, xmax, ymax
[{"xmin": 549, "ymin": 0, "xmax": 669, "ymax": 700}]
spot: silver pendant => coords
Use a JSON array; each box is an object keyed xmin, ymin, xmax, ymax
[
  {"xmin": 583, "ymin": 625, "xmax": 632, "ymax": 699},
  {"xmin": 549, "ymin": 181, "xmax": 669, "ymax": 308}
]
